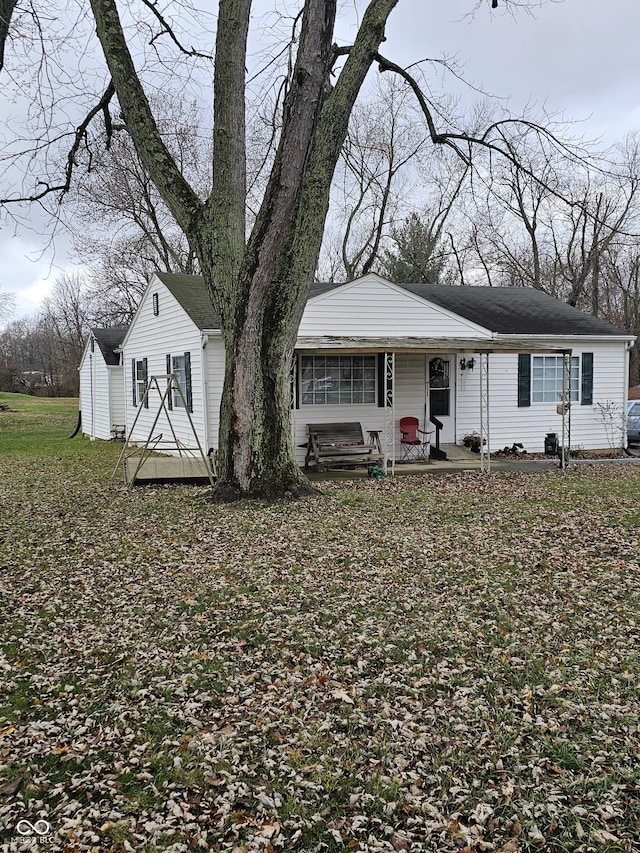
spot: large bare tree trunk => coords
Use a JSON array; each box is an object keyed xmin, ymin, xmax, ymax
[{"xmin": 199, "ymin": 0, "xmax": 399, "ymax": 498}]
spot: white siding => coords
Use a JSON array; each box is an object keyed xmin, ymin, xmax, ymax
[
  {"xmin": 123, "ymin": 284, "xmax": 208, "ymax": 454},
  {"xmin": 119, "ymin": 273, "xmax": 632, "ymax": 464},
  {"xmin": 204, "ymin": 335, "xmax": 226, "ymax": 452},
  {"xmin": 455, "ymin": 341, "xmax": 629, "ymax": 452},
  {"xmin": 79, "ymin": 345, "xmax": 114, "ymax": 441},
  {"xmin": 78, "ymin": 347, "xmax": 92, "ymax": 433},
  {"xmin": 299, "ymin": 275, "xmax": 492, "ymax": 339},
  {"xmin": 108, "ymin": 366, "xmax": 125, "ymax": 429},
  {"xmin": 93, "ymin": 360, "xmax": 111, "ymax": 438}
]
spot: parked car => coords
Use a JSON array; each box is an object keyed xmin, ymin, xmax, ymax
[{"xmin": 627, "ymin": 400, "xmax": 640, "ymax": 444}]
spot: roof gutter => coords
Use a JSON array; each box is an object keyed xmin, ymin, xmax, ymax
[{"xmin": 496, "ymin": 333, "xmax": 636, "ymax": 344}]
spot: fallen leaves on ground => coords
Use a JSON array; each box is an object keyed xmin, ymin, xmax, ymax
[{"xmin": 1, "ymin": 457, "xmax": 639, "ymax": 851}]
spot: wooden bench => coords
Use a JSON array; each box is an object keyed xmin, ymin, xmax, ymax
[{"xmin": 304, "ymin": 422, "xmax": 384, "ymax": 471}]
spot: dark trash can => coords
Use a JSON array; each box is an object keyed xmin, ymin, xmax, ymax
[{"xmin": 544, "ymin": 432, "xmax": 558, "ymax": 455}]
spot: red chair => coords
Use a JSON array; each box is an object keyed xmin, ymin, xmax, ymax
[{"xmin": 399, "ymin": 416, "xmax": 432, "ymax": 462}]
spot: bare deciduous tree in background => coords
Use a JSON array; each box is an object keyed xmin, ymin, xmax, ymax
[
  {"xmin": 66, "ymin": 95, "xmax": 211, "ymax": 323},
  {"xmin": 1, "ymin": 272, "xmax": 96, "ymax": 395},
  {"xmin": 0, "ymin": 286, "xmax": 15, "ymax": 325}
]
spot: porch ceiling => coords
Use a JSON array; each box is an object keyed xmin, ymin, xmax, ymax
[{"xmin": 295, "ymin": 336, "xmax": 571, "ymax": 353}]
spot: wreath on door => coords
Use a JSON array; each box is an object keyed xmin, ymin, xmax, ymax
[{"xmin": 429, "ymin": 357, "xmax": 448, "ymax": 389}]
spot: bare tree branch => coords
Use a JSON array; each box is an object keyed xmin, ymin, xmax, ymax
[
  {"xmin": 0, "ymin": 81, "xmax": 117, "ymax": 204},
  {"xmin": 89, "ymin": 0, "xmax": 202, "ymax": 235},
  {"xmin": 139, "ymin": 0, "xmax": 214, "ymax": 59}
]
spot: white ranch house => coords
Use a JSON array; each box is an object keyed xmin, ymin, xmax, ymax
[{"xmin": 90, "ymin": 272, "xmax": 635, "ymax": 467}]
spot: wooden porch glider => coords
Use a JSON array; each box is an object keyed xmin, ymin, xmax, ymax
[{"xmin": 304, "ymin": 422, "xmax": 384, "ymax": 471}]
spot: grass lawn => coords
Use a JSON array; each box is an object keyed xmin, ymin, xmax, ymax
[{"xmin": 0, "ymin": 395, "xmax": 639, "ymax": 851}]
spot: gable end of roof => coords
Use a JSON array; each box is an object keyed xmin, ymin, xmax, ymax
[
  {"xmin": 155, "ymin": 272, "xmax": 220, "ymax": 330},
  {"xmin": 91, "ymin": 327, "xmax": 129, "ymax": 365}
]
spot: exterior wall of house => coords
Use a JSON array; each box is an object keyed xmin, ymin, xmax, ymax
[
  {"xmin": 204, "ymin": 334, "xmax": 225, "ymax": 454},
  {"xmin": 293, "ymin": 338, "xmax": 629, "ymax": 465},
  {"xmin": 79, "ymin": 347, "xmax": 114, "ymax": 441},
  {"xmin": 299, "ymin": 275, "xmax": 493, "ymax": 339},
  {"xmin": 117, "ymin": 273, "xmax": 631, "ymax": 465},
  {"xmin": 122, "ymin": 282, "xmax": 208, "ymax": 454},
  {"xmin": 108, "ymin": 366, "xmax": 125, "ymax": 431},
  {"xmin": 293, "ymin": 276, "xmax": 488, "ymax": 464},
  {"xmin": 455, "ymin": 340, "xmax": 629, "ymax": 452},
  {"xmin": 78, "ymin": 347, "xmax": 92, "ymax": 434}
]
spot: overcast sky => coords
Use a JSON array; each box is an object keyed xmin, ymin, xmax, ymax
[{"xmin": 1, "ymin": 0, "xmax": 639, "ymax": 324}]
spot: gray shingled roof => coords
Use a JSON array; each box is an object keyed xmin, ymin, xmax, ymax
[
  {"xmin": 156, "ymin": 273, "xmax": 220, "ymax": 329},
  {"xmin": 157, "ymin": 274, "xmax": 628, "ymax": 337},
  {"xmin": 398, "ymin": 284, "xmax": 628, "ymax": 336},
  {"xmin": 311, "ymin": 281, "xmax": 627, "ymax": 337},
  {"xmin": 91, "ymin": 327, "xmax": 128, "ymax": 365}
]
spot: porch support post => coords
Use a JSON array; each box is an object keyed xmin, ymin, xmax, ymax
[
  {"xmin": 384, "ymin": 352, "xmax": 395, "ymax": 475},
  {"xmin": 479, "ymin": 352, "xmax": 490, "ymax": 473},
  {"xmin": 560, "ymin": 351, "xmax": 572, "ymax": 469}
]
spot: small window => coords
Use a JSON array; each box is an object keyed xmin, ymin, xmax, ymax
[
  {"xmin": 172, "ymin": 355, "xmax": 187, "ymax": 408},
  {"xmin": 167, "ymin": 352, "xmax": 192, "ymax": 411},
  {"xmin": 300, "ymin": 355, "xmax": 376, "ymax": 405},
  {"xmin": 135, "ymin": 359, "xmax": 147, "ymax": 405},
  {"xmin": 531, "ymin": 355, "xmax": 579, "ymax": 403},
  {"xmin": 152, "ymin": 293, "xmax": 159, "ymax": 316}
]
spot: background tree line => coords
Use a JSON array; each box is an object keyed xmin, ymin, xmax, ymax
[{"xmin": 3, "ymin": 78, "xmax": 639, "ymax": 395}]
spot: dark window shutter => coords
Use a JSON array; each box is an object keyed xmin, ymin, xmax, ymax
[
  {"xmin": 518, "ymin": 354, "xmax": 531, "ymax": 407},
  {"xmin": 166, "ymin": 354, "xmax": 173, "ymax": 410},
  {"xmin": 184, "ymin": 352, "xmax": 192, "ymax": 412},
  {"xmin": 581, "ymin": 352, "xmax": 593, "ymax": 405},
  {"xmin": 131, "ymin": 359, "xmax": 137, "ymax": 406},
  {"xmin": 143, "ymin": 358, "xmax": 149, "ymax": 408}
]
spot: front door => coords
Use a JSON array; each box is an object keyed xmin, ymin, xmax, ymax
[{"xmin": 429, "ymin": 356, "xmax": 455, "ymax": 444}]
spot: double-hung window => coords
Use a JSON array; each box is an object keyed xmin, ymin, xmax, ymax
[
  {"xmin": 300, "ymin": 355, "xmax": 376, "ymax": 405},
  {"xmin": 166, "ymin": 352, "xmax": 192, "ymax": 412},
  {"xmin": 132, "ymin": 358, "xmax": 148, "ymax": 407},
  {"xmin": 519, "ymin": 353, "xmax": 593, "ymax": 407}
]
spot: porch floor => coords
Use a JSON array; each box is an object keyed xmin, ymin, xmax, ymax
[{"xmin": 304, "ymin": 443, "xmax": 557, "ymax": 481}]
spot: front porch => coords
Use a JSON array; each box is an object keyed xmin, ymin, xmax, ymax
[{"xmin": 292, "ymin": 338, "xmax": 574, "ymax": 473}]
